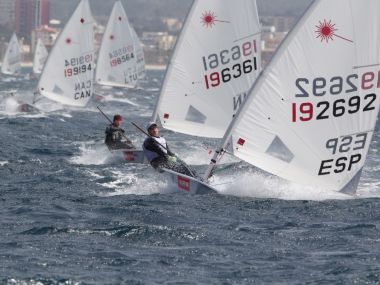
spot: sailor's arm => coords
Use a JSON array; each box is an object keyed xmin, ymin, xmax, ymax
[
  {"xmin": 144, "ymin": 138, "xmax": 167, "ymax": 157},
  {"xmin": 165, "ymin": 143, "xmax": 175, "ymax": 156}
]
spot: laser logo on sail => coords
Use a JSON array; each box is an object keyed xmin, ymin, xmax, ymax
[
  {"xmin": 200, "ymin": 11, "xmax": 230, "ymax": 28},
  {"xmin": 315, "ymin": 20, "xmax": 353, "ymax": 43}
]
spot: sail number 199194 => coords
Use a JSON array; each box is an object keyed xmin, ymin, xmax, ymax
[{"xmin": 64, "ymin": 54, "xmax": 93, "ymax": 78}]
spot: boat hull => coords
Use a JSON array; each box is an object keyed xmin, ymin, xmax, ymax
[
  {"xmin": 108, "ymin": 149, "xmax": 147, "ymax": 164},
  {"xmin": 161, "ymin": 168, "xmax": 217, "ymax": 194}
]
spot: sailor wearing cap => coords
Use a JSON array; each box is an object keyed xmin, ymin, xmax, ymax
[
  {"xmin": 105, "ymin": 114, "xmax": 134, "ymax": 150},
  {"xmin": 142, "ymin": 122, "xmax": 198, "ymax": 177},
  {"xmin": 142, "ymin": 122, "xmax": 176, "ymax": 169}
]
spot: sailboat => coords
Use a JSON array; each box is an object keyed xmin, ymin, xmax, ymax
[
  {"xmin": 95, "ymin": 0, "xmax": 138, "ymax": 89},
  {"xmin": 1, "ymin": 33, "xmax": 21, "ymax": 76},
  {"xmin": 203, "ymin": 0, "xmax": 380, "ymax": 195},
  {"xmin": 32, "ymin": 38, "xmax": 48, "ymax": 75},
  {"xmin": 0, "ymin": 33, "xmax": 24, "ymax": 111},
  {"xmin": 95, "ymin": 1, "xmax": 146, "ymax": 162},
  {"xmin": 149, "ymin": 0, "xmax": 261, "ymax": 193},
  {"xmin": 35, "ymin": 0, "xmax": 95, "ymax": 108}
]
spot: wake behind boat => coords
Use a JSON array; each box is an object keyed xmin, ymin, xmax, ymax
[{"xmin": 0, "ymin": 91, "xmax": 39, "ymax": 113}]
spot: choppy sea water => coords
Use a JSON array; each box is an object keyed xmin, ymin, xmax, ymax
[{"xmin": 0, "ymin": 68, "xmax": 379, "ymax": 284}]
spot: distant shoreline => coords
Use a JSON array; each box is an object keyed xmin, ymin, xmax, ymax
[
  {"xmin": 17, "ymin": 62, "xmax": 167, "ymax": 70},
  {"xmin": 21, "ymin": 62, "xmax": 33, "ymax": 67},
  {"xmin": 145, "ymin": 64, "xmax": 167, "ymax": 70}
]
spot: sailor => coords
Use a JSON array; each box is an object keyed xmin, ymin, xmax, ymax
[
  {"xmin": 105, "ymin": 114, "xmax": 134, "ymax": 150},
  {"xmin": 142, "ymin": 122, "xmax": 196, "ymax": 177}
]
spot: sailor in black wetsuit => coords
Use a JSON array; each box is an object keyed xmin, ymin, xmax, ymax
[
  {"xmin": 105, "ymin": 114, "xmax": 135, "ymax": 150},
  {"xmin": 142, "ymin": 122, "xmax": 196, "ymax": 177}
]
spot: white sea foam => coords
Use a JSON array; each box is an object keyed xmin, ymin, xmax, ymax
[
  {"xmin": 70, "ymin": 141, "xmax": 112, "ymax": 165},
  {"xmin": 356, "ymin": 181, "xmax": 380, "ymax": 198},
  {"xmin": 0, "ymin": 111, "xmax": 47, "ymax": 119},
  {"xmin": 0, "ymin": 97, "xmax": 46, "ymax": 118},
  {"xmin": 211, "ymin": 170, "xmax": 352, "ymax": 201},
  {"xmin": 95, "ymin": 94, "xmax": 139, "ymax": 106},
  {"xmin": 33, "ymin": 100, "xmax": 64, "ymax": 112},
  {"xmin": 96, "ymin": 168, "xmax": 164, "ymax": 196},
  {"xmin": 3, "ymin": 97, "xmax": 21, "ymax": 113}
]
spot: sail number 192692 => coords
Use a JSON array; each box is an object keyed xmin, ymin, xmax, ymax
[{"xmin": 291, "ymin": 72, "xmax": 378, "ymax": 122}]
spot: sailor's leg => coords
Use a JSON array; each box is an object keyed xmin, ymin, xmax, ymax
[
  {"xmin": 169, "ymin": 160, "xmax": 199, "ymax": 178},
  {"xmin": 151, "ymin": 157, "xmax": 168, "ymax": 172}
]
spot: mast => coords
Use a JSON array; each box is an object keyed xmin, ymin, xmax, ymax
[
  {"xmin": 203, "ymin": 0, "xmax": 319, "ymax": 181},
  {"xmin": 151, "ymin": 0, "xmax": 197, "ymax": 124}
]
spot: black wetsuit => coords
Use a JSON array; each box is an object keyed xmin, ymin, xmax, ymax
[
  {"xmin": 143, "ymin": 136, "xmax": 173, "ymax": 168},
  {"xmin": 143, "ymin": 136, "xmax": 196, "ymax": 177},
  {"xmin": 105, "ymin": 124, "xmax": 134, "ymax": 150}
]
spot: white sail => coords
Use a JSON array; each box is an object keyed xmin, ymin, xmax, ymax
[
  {"xmin": 152, "ymin": 0, "xmax": 261, "ymax": 138},
  {"xmin": 208, "ymin": 0, "xmax": 380, "ymax": 193},
  {"xmin": 1, "ymin": 33, "xmax": 21, "ymax": 75},
  {"xmin": 131, "ymin": 27, "xmax": 146, "ymax": 80},
  {"xmin": 33, "ymin": 38, "xmax": 48, "ymax": 75},
  {"xmin": 37, "ymin": 0, "xmax": 95, "ymax": 107},
  {"xmin": 95, "ymin": 1, "xmax": 138, "ymax": 88}
]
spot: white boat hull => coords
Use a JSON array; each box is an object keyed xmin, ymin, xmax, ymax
[{"xmin": 161, "ymin": 168, "xmax": 217, "ymax": 194}]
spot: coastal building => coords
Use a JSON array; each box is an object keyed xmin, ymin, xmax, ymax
[{"xmin": 0, "ymin": 0, "xmax": 49, "ymax": 38}]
